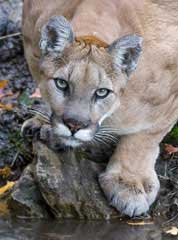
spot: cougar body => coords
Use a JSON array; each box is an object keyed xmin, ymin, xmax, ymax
[{"xmin": 22, "ymin": 0, "xmax": 178, "ymax": 217}]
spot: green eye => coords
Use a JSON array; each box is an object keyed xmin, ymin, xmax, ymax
[
  {"xmin": 95, "ymin": 88, "xmax": 111, "ymax": 99},
  {"xmin": 54, "ymin": 78, "xmax": 68, "ymax": 90}
]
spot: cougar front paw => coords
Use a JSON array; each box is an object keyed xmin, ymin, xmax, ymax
[
  {"xmin": 99, "ymin": 171, "xmax": 160, "ymax": 217},
  {"xmin": 21, "ymin": 117, "xmax": 42, "ymax": 141},
  {"xmin": 40, "ymin": 125, "xmax": 65, "ymax": 151}
]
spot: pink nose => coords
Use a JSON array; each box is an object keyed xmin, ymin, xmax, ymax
[
  {"xmin": 63, "ymin": 118, "xmax": 86, "ymax": 135},
  {"xmin": 66, "ymin": 121, "xmax": 82, "ymax": 133}
]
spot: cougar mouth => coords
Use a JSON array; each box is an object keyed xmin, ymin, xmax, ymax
[
  {"xmin": 29, "ymin": 106, "xmax": 120, "ymax": 148},
  {"xmin": 54, "ymin": 122, "xmax": 96, "ymax": 147}
]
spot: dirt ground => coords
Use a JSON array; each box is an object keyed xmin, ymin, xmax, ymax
[
  {"xmin": 0, "ymin": 0, "xmax": 178, "ymax": 225},
  {"xmin": 0, "ymin": 0, "xmax": 36, "ymax": 183}
]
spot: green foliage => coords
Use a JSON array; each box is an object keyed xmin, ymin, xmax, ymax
[
  {"xmin": 8, "ymin": 130, "xmax": 32, "ymax": 160},
  {"xmin": 164, "ymin": 125, "xmax": 178, "ymax": 144},
  {"xmin": 18, "ymin": 91, "xmax": 33, "ymax": 106},
  {"xmin": 169, "ymin": 126, "xmax": 178, "ymax": 139}
]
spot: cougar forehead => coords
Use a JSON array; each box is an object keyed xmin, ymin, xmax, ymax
[
  {"xmin": 53, "ymin": 59, "xmax": 114, "ymax": 91},
  {"xmin": 42, "ymin": 42, "xmax": 116, "ymax": 77}
]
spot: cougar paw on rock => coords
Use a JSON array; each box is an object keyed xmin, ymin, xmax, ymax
[
  {"xmin": 21, "ymin": 117, "xmax": 42, "ymax": 141},
  {"xmin": 99, "ymin": 170, "xmax": 160, "ymax": 217}
]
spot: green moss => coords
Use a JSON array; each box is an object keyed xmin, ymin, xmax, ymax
[
  {"xmin": 169, "ymin": 126, "xmax": 178, "ymax": 139},
  {"xmin": 0, "ymin": 129, "xmax": 32, "ymax": 163},
  {"xmin": 8, "ymin": 130, "xmax": 23, "ymax": 149},
  {"xmin": 18, "ymin": 91, "xmax": 34, "ymax": 106},
  {"xmin": 164, "ymin": 125, "xmax": 178, "ymax": 143}
]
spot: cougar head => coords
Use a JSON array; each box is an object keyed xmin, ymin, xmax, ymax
[{"xmin": 38, "ymin": 16, "xmax": 143, "ymax": 147}]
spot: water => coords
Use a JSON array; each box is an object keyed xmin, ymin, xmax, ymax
[{"xmin": 0, "ymin": 218, "xmax": 172, "ymax": 240}]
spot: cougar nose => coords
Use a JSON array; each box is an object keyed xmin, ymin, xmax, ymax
[{"xmin": 63, "ymin": 118, "xmax": 88, "ymax": 135}]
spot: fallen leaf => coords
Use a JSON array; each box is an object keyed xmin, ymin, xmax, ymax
[
  {"xmin": 127, "ymin": 221, "xmax": 154, "ymax": 226},
  {"xmin": 30, "ymin": 88, "xmax": 41, "ymax": 98},
  {"xmin": 0, "ymin": 80, "xmax": 8, "ymax": 100},
  {"xmin": 0, "ymin": 80, "xmax": 8, "ymax": 89},
  {"xmin": 164, "ymin": 144, "xmax": 178, "ymax": 154},
  {"xmin": 0, "ymin": 181, "xmax": 15, "ymax": 195},
  {"xmin": 0, "ymin": 103, "xmax": 13, "ymax": 111},
  {"xmin": 0, "ymin": 202, "xmax": 9, "ymax": 216},
  {"xmin": 0, "ymin": 167, "xmax": 11, "ymax": 178},
  {"xmin": 165, "ymin": 226, "xmax": 178, "ymax": 236}
]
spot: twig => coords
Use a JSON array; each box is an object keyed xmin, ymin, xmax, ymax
[
  {"xmin": 11, "ymin": 151, "xmax": 20, "ymax": 167},
  {"xmin": 0, "ymin": 32, "xmax": 22, "ymax": 41},
  {"xmin": 162, "ymin": 212, "xmax": 178, "ymax": 226},
  {"xmin": 158, "ymin": 174, "xmax": 169, "ymax": 180}
]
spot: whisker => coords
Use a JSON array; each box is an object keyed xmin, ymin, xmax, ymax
[
  {"xmin": 98, "ymin": 137, "xmax": 118, "ymax": 145},
  {"xmin": 100, "ymin": 127, "xmax": 120, "ymax": 131},
  {"xmin": 97, "ymin": 132, "xmax": 119, "ymax": 138},
  {"xmin": 101, "ymin": 137, "xmax": 117, "ymax": 144},
  {"xmin": 94, "ymin": 136, "xmax": 110, "ymax": 147},
  {"xmin": 89, "ymin": 138, "xmax": 100, "ymax": 147},
  {"xmin": 29, "ymin": 108, "xmax": 51, "ymax": 119},
  {"xmin": 28, "ymin": 108, "xmax": 51, "ymax": 123},
  {"xmin": 95, "ymin": 134, "xmax": 118, "ymax": 145},
  {"xmin": 100, "ymin": 129, "xmax": 119, "ymax": 134},
  {"xmin": 95, "ymin": 133, "xmax": 119, "ymax": 143},
  {"xmin": 99, "ymin": 129, "xmax": 120, "ymax": 134},
  {"xmin": 98, "ymin": 137, "xmax": 117, "ymax": 145},
  {"xmin": 100, "ymin": 125, "xmax": 119, "ymax": 129}
]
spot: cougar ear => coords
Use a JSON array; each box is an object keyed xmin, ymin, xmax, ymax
[
  {"xmin": 108, "ymin": 34, "xmax": 143, "ymax": 77},
  {"xmin": 40, "ymin": 16, "xmax": 74, "ymax": 56}
]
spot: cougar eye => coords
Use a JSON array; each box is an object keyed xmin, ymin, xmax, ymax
[
  {"xmin": 54, "ymin": 78, "xmax": 68, "ymax": 91},
  {"xmin": 95, "ymin": 88, "xmax": 111, "ymax": 99}
]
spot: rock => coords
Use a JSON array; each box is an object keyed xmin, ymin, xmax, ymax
[
  {"xmin": 2, "ymin": 0, "xmax": 118, "ymax": 220},
  {"xmin": 8, "ymin": 164, "xmax": 50, "ymax": 218},
  {"xmin": 0, "ymin": 0, "xmax": 23, "ymax": 61},
  {"xmin": 9, "ymin": 141, "xmax": 120, "ymax": 219},
  {"xmin": 0, "ymin": 7, "xmax": 8, "ymax": 36}
]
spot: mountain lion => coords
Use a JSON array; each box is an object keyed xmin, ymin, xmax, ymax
[{"xmin": 22, "ymin": 0, "xmax": 178, "ymax": 217}]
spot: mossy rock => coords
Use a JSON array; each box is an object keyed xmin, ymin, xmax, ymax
[{"xmin": 8, "ymin": 142, "xmax": 120, "ymax": 219}]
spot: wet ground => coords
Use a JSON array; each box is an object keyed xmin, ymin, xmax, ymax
[
  {"xmin": 0, "ymin": 218, "xmax": 174, "ymax": 240},
  {"xmin": 0, "ymin": 0, "xmax": 178, "ymax": 239}
]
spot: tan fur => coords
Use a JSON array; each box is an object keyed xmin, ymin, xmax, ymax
[{"xmin": 22, "ymin": 0, "xmax": 178, "ymax": 217}]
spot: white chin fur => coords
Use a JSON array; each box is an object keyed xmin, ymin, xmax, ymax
[
  {"xmin": 62, "ymin": 138, "xmax": 81, "ymax": 147},
  {"xmin": 74, "ymin": 129, "xmax": 93, "ymax": 141},
  {"xmin": 54, "ymin": 123, "xmax": 93, "ymax": 147},
  {"xmin": 54, "ymin": 123, "xmax": 71, "ymax": 137}
]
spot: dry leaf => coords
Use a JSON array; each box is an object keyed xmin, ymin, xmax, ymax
[
  {"xmin": 165, "ymin": 226, "xmax": 178, "ymax": 236},
  {"xmin": 0, "ymin": 167, "xmax": 11, "ymax": 178},
  {"xmin": 0, "ymin": 80, "xmax": 8, "ymax": 100},
  {"xmin": 164, "ymin": 144, "xmax": 178, "ymax": 154},
  {"xmin": 0, "ymin": 181, "xmax": 16, "ymax": 195},
  {"xmin": 0, "ymin": 103, "xmax": 13, "ymax": 111},
  {"xmin": 0, "ymin": 202, "xmax": 9, "ymax": 216},
  {"xmin": 0, "ymin": 80, "xmax": 8, "ymax": 89},
  {"xmin": 127, "ymin": 221, "xmax": 154, "ymax": 226},
  {"xmin": 30, "ymin": 88, "xmax": 41, "ymax": 98}
]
